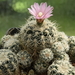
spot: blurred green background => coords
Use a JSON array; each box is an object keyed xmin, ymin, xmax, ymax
[{"xmin": 0, "ymin": 0, "xmax": 75, "ymax": 39}]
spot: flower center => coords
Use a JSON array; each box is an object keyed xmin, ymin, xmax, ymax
[{"xmin": 38, "ymin": 12, "xmax": 43, "ymax": 17}]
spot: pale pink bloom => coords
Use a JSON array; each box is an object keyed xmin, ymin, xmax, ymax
[{"xmin": 28, "ymin": 2, "xmax": 54, "ymax": 19}]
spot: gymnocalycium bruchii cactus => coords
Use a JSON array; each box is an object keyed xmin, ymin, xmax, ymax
[{"xmin": 0, "ymin": 2, "xmax": 75, "ymax": 75}]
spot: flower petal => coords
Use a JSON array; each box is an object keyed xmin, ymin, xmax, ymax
[
  {"xmin": 36, "ymin": 16, "xmax": 41, "ymax": 19},
  {"xmin": 44, "ymin": 14, "xmax": 53, "ymax": 19},
  {"xmin": 28, "ymin": 8, "xmax": 35, "ymax": 16},
  {"xmin": 40, "ymin": 2, "xmax": 47, "ymax": 13},
  {"xmin": 44, "ymin": 6, "xmax": 54, "ymax": 15},
  {"xmin": 33, "ymin": 3, "xmax": 40, "ymax": 13},
  {"xmin": 31, "ymin": 5, "xmax": 36, "ymax": 15}
]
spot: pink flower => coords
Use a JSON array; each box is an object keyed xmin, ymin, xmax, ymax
[{"xmin": 28, "ymin": 2, "xmax": 54, "ymax": 19}]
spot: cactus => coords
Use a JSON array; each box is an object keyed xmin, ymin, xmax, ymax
[
  {"xmin": 1, "ymin": 35, "xmax": 13, "ymax": 46},
  {"xmin": 52, "ymin": 41, "xmax": 65, "ymax": 54},
  {"xmin": 52, "ymin": 40, "xmax": 69, "ymax": 55},
  {"xmin": 6, "ymin": 27, "xmax": 20, "ymax": 36},
  {"xmin": 17, "ymin": 50, "xmax": 33, "ymax": 68},
  {"xmin": 48, "ymin": 60, "xmax": 75, "ymax": 75},
  {"xmin": 57, "ymin": 32, "xmax": 68, "ymax": 42},
  {"xmin": 61, "ymin": 40, "xmax": 69, "ymax": 52},
  {"xmin": 54, "ymin": 52, "xmax": 70, "ymax": 61},
  {"xmin": 68, "ymin": 36, "xmax": 75, "ymax": 46},
  {"xmin": 68, "ymin": 36, "xmax": 75, "ymax": 50},
  {"xmin": 1, "ymin": 33, "xmax": 19, "ymax": 46},
  {"xmin": 68, "ymin": 36, "xmax": 75, "ymax": 62},
  {"xmin": 39, "ymin": 48, "xmax": 54, "ymax": 63},
  {"xmin": 34, "ymin": 59, "xmax": 49, "ymax": 73},
  {"xmin": 0, "ymin": 49, "xmax": 19, "ymax": 75},
  {"xmin": 68, "ymin": 49, "xmax": 75, "ymax": 63},
  {"xmin": 3, "ymin": 38, "xmax": 22, "ymax": 54},
  {"xmin": 19, "ymin": 16, "xmax": 58, "ymax": 57}
]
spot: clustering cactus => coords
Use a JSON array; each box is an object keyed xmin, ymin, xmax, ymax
[
  {"xmin": 39, "ymin": 48, "xmax": 54, "ymax": 63},
  {"xmin": 17, "ymin": 50, "xmax": 33, "ymax": 68},
  {"xmin": 48, "ymin": 60, "xmax": 75, "ymax": 75},
  {"xmin": 68, "ymin": 36, "xmax": 75, "ymax": 62},
  {"xmin": 3, "ymin": 38, "xmax": 21, "ymax": 54},
  {"xmin": 34, "ymin": 59, "xmax": 49, "ymax": 73},
  {"xmin": 0, "ymin": 29, "xmax": 20, "ymax": 47},
  {"xmin": 52, "ymin": 40, "xmax": 69, "ymax": 54},
  {"xmin": 1, "ymin": 35, "xmax": 13, "ymax": 46},
  {"xmin": 57, "ymin": 32, "xmax": 68, "ymax": 41},
  {"xmin": 54, "ymin": 52, "xmax": 70, "ymax": 61},
  {"xmin": 52, "ymin": 41, "xmax": 65, "ymax": 53},
  {"xmin": 0, "ymin": 2, "xmax": 75, "ymax": 75},
  {"xmin": 0, "ymin": 49, "xmax": 19, "ymax": 75},
  {"xmin": 0, "ymin": 15, "xmax": 75, "ymax": 75}
]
